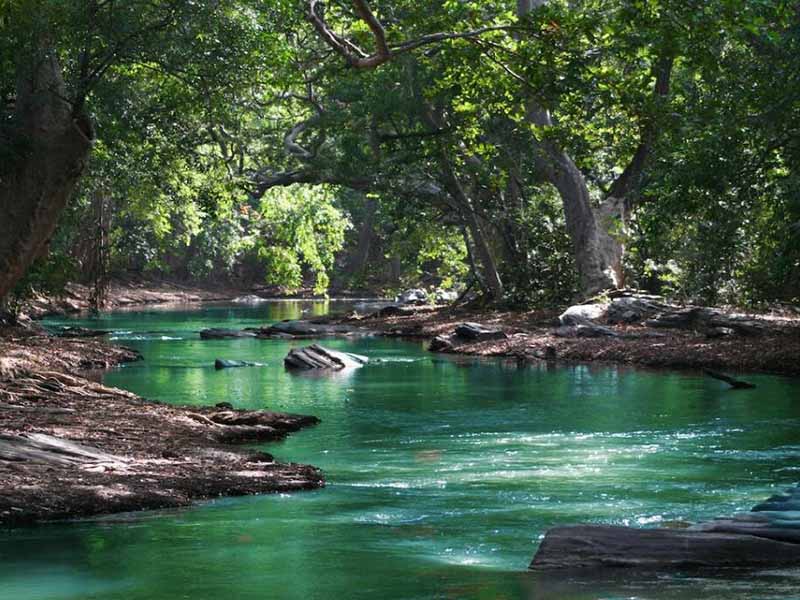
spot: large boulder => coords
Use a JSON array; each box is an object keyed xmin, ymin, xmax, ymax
[
  {"xmin": 284, "ymin": 344, "xmax": 368, "ymax": 370},
  {"xmin": 530, "ymin": 525, "xmax": 800, "ymax": 571},
  {"xmin": 200, "ymin": 328, "xmax": 257, "ymax": 339},
  {"xmin": 530, "ymin": 483, "xmax": 800, "ymax": 571},
  {"xmin": 559, "ymin": 303, "xmax": 608, "ymax": 326},
  {"xmin": 454, "ymin": 322, "xmax": 507, "ymax": 342},
  {"xmin": 434, "ymin": 289, "xmax": 459, "ymax": 304},
  {"xmin": 396, "ymin": 288, "xmax": 428, "ymax": 305}
]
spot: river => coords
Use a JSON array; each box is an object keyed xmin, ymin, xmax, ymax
[{"xmin": 2, "ymin": 301, "xmax": 799, "ymax": 599}]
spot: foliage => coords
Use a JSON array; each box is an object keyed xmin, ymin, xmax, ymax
[{"xmin": 2, "ymin": 0, "xmax": 799, "ymax": 307}]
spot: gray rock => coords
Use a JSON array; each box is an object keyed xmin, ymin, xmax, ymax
[
  {"xmin": 376, "ymin": 305, "xmax": 415, "ymax": 317},
  {"xmin": 434, "ymin": 289, "xmax": 459, "ymax": 304},
  {"xmin": 607, "ymin": 296, "xmax": 669, "ymax": 324},
  {"xmin": 284, "ymin": 344, "xmax": 368, "ymax": 370},
  {"xmin": 428, "ymin": 335, "xmax": 454, "ymax": 353},
  {"xmin": 559, "ymin": 303, "xmax": 609, "ymax": 326},
  {"xmin": 200, "ymin": 328, "xmax": 257, "ymax": 339},
  {"xmin": 396, "ymin": 288, "xmax": 428, "ymax": 305},
  {"xmin": 530, "ymin": 525, "xmax": 800, "ymax": 571},
  {"xmin": 262, "ymin": 320, "xmax": 362, "ymax": 338},
  {"xmin": 454, "ymin": 322, "xmax": 507, "ymax": 342}
]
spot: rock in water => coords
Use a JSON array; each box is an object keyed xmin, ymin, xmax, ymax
[
  {"xmin": 200, "ymin": 328, "xmax": 256, "ymax": 339},
  {"xmin": 454, "ymin": 322, "xmax": 507, "ymax": 342},
  {"xmin": 214, "ymin": 359, "xmax": 259, "ymax": 370},
  {"xmin": 428, "ymin": 335, "xmax": 455, "ymax": 353},
  {"xmin": 284, "ymin": 344, "xmax": 368, "ymax": 371},
  {"xmin": 529, "ymin": 525, "xmax": 800, "ymax": 570},
  {"xmin": 261, "ymin": 320, "xmax": 362, "ymax": 338}
]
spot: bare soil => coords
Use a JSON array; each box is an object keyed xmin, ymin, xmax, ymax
[
  {"xmin": 0, "ymin": 326, "xmax": 322, "ymax": 526},
  {"xmin": 342, "ymin": 306, "xmax": 800, "ymax": 376}
]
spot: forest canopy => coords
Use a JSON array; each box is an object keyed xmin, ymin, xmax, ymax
[{"xmin": 1, "ymin": 0, "xmax": 798, "ymax": 307}]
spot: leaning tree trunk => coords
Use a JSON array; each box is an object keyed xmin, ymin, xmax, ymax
[
  {"xmin": 0, "ymin": 48, "xmax": 94, "ymax": 301},
  {"xmin": 439, "ymin": 157, "xmax": 505, "ymax": 301},
  {"xmin": 546, "ymin": 151, "xmax": 624, "ymax": 294},
  {"xmin": 518, "ymin": 0, "xmax": 623, "ymax": 297}
]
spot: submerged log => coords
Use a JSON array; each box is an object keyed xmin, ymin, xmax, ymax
[
  {"xmin": 284, "ymin": 344, "xmax": 368, "ymax": 370},
  {"xmin": 529, "ymin": 525, "xmax": 800, "ymax": 571},
  {"xmin": 214, "ymin": 359, "xmax": 260, "ymax": 370},
  {"xmin": 704, "ymin": 369, "xmax": 756, "ymax": 389}
]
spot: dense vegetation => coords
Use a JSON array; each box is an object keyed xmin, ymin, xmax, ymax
[{"xmin": 1, "ymin": 0, "xmax": 798, "ymax": 308}]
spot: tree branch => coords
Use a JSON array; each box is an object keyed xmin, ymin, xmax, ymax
[
  {"xmin": 606, "ymin": 53, "xmax": 674, "ymax": 204},
  {"xmin": 308, "ymin": 0, "xmax": 515, "ymax": 69}
]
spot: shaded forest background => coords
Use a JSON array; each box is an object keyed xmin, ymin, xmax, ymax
[{"xmin": 2, "ymin": 0, "xmax": 799, "ymax": 309}]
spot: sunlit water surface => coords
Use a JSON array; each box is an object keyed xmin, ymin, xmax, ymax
[{"xmin": 1, "ymin": 301, "xmax": 799, "ymax": 599}]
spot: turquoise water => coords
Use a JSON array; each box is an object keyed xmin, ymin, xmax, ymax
[{"xmin": 2, "ymin": 301, "xmax": 800, "ymax": 599}]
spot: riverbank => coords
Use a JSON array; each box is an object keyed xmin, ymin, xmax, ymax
[
  {"xmin": 20, "ymin": 279, "xmax": 386, "ymax": 319},
  {"xmin": 338, "ymin": 303, "xmax": 800, "ymax": 376},
  {"xmin": 0, "ymin": 325, "xmax": 322, "ymax": 526},
  {"xmin": 20, "ymin": 280, "xmax": 249, "ymax": 318}
]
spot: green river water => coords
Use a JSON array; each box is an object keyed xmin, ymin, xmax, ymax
[{"xmin": 2, "ymin": 301, "xmax": 800, "ymax": 599}]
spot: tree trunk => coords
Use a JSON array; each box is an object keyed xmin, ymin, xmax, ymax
[
  {"xmin": 546, "ymin": 151, "xmax": 624, "ymax": 294},
  {"xmin": 518, "ymin": 0, "xmax": 623, "ymax": 297},
  {"xmin": 0, "ymin": 48, "xmax": 94, "ymax": 301},
  {"xmin": 342, "ymin": 198, "xmax": 378, "ymax": 279},
  {"xmin": 439, "ymin": 157, "xmax": 505, "ymax": 301}
]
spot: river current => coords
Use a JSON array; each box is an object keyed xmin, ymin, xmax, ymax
[{"xmin": 2, "ymin": 301, "xmax": 799, "ymax": 599}]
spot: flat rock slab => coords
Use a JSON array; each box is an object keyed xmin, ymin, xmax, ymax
[
  {"xmin": 261, "ymin": 320, "xmax": 366, "ymax": 338},
  {"xmin": 200, "ymin": 328, "xmax": 257, "ymax": 339},
  {"xmin": 284, "ymin": 344, "xmax": 368, "ymax": 371},
  {"xmin": 454, "ymin": 322, "xmax": 507, "ymax": 342},
  {"xmin": 530, "ymin": 525, "xmax": 800, "ymax": 571}
]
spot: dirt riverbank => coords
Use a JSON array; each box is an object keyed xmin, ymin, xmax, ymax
[
  {"xmin": 339, "ymin": 305, "xmax": 800, "ymax": 377},
  {"xmin": 0, "ymin": 326, "xmax": 322, "ymax": 526}
]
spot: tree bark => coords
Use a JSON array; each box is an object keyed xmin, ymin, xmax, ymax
[
  {"xmin": 341, "ymin": 197, "xmax": 378, "ymax": 280},
  {"xmin": 519, "ymin": 0, "xmax": 622, "ymax": 297},
  {"xmin": 439, "ymin": 157, "xmax": 505, "ymax": 301},
  {"xmin": 0, "ymin": 47, "xmax": 94, "ymax": 301}
]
